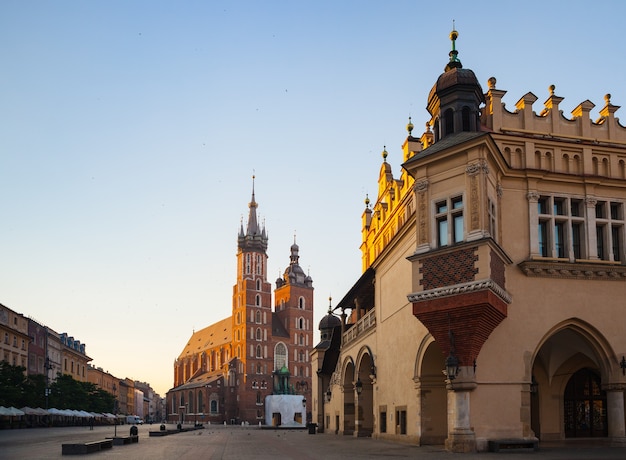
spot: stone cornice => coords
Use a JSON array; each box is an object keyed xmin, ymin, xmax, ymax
[
  {"xmin": 407, "ymin": 279, "xmax": 512, "ymax": 305},
  {"xmin": 518, "ymin": 260, "xmax": 626, "ymax": 280}
]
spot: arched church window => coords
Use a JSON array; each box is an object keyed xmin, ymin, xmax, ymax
[
  {"xmin": 256, "ymin": 328, "xmax": 262, "ymax": 341},
  {"xmin": 255, "ymin": 295, "xmax": 261, "ymax": 307},
  {"xmin": 256, "ymin": 279, "xmax": 261, "ymax": 290},
  {"xmin": 274, "ymin": 342, "xmax": 287, "ymax": 370},
  {"xmin": 256, "ymin": 345, "xmax": 262, "ymax": 358},
  {"xmin": 255, "ymin": 310, "xmax": 261, "ymax": 323},
  {"xmin": 298, "ymin": 297, "xmax": 305, "ymax": 309}
]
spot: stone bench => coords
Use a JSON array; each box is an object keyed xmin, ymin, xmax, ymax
[
  {"xmin": 488, "ymin": 438, "xmax": 539, "ymax": 452},
  {"xmin": 106, "ymin": 435, "xmax": 139, "ymax": 445},
  {"xmin": 61, "ymin": 439, "xmax": 113, "ymax": 455}
]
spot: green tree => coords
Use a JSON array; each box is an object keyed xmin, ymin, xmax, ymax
[{"xmin": 0, "ymin": 362, "xmax": 28, "ymax": 407}]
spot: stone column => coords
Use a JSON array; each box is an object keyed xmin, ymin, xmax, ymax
[
  {"xmin": 445, "ymin": 371, "xmax": 477, "ymax": 453},
  {"xmin": 606, "ymin": 385, "xmax": 626, "ymax": 442}
]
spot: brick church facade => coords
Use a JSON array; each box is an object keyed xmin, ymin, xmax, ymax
[{"xmin": 166, "ymin": 181, "xmax": 313, "ymax": 424}]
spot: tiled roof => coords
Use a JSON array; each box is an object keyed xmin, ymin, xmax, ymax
[{"xmin": 177, "ymin": 316, "xmax": 232, "ymax": 359}]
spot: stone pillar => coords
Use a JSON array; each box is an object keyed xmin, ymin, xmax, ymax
[
  {"xmin": 606, "ymin": 387, "xmax": 626, "ymax": 441},
  {"xmin": 445, "ymin": 372, "xmax": 477, "ymax": 453}
]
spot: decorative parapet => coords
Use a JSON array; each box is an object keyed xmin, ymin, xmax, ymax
[
  {"xmin": 484, "ymin": 79, "xmax": 626, "ymax": 144},
  {"xmin": 518, "ymin": 260, "xmax": 626, "ymax": 280},
  {"xmin": 407, "ymin": 279, "xmax": 512, "ymax": 305},
  {"xmin": 342, "ymin": 308, "xmax": 376, "ymax": 346}
]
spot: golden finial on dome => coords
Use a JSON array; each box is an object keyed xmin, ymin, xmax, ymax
[
  {"xmin": 382, "ymin": 146, "xmax": 388, "ymax": 162},
  {"xmin": 407, "ymin": 116, "xmax": 414, "ymax": 136}
]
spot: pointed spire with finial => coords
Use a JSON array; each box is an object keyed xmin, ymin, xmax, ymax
[
  {"xmin": 445, "ymin": 20, "xmax": 462, "ymax": 71},
  {"xmin": 246, "ymin": 174, "xmax": 259, "ymax": 236},
  {"xmin": 238, "ymin": 173, "xmax": 268, "ymax": 252}
]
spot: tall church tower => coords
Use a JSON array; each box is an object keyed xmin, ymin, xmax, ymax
[
  {"xmin": 274, "ymin": 238, "xmax": 314, "ymax": 416},
  {"xmin": 232, "ymin": 177, "xmax": 273, "ymax": 420}
]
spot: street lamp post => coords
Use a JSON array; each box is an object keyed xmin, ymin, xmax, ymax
[{"xmin": 113, "ymin": 383, "xmax": 117, "ymax": 437}]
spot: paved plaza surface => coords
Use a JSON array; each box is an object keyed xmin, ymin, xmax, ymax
[{"xmin": 1, "ymin": 423, "xmax": 626, "ymax": 459}]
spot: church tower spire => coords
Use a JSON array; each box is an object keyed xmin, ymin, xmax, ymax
[{"xmin": 238, "ymin": 175, "xmax": 268, "ymax": 253}]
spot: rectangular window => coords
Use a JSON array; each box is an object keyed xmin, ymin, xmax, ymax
[
  {"xmin": 437, "ymin": 217, "xmax": 448, "ymax": 246},
  {"xmin": 597, "ymin": 225, "xmax": 605, "ymax": 260},
  {"xmin": 538, "ymin": 221, "xmax": 549, "ymax": 257},
  {"xmin": 435, "ymin": 196, "xmax": 463, "ymax": 247},
  {"xmin": 396, "ymin": 409, "xmax": 407, "ymax": 435},
  {"xmin": 611, "ymin": 202, "xmax": 621, "ymax": 220},
  {"xmin": 612, "ymin": 225, "xmax": 622, "ymax": 262},
  {"xmin": 571, "ymin": 199, "xmax": 583, "ymax": 217},
  {"xmin": 555, "ymin": 222, "xmax": 566, "ymax": 258},
  {"xmin": 554, "ymin": 198, "xmax": 565, "ymax": 215},
  {"xmin": 538, "ymin": 197, "xmax": 549, "ymax": 215},
  {"xmin": 488, "ymin": 198, "xmax": 497, "ymax": 239},
  {"xmin": 572, "ymin": 223, "xmax": 582, "ymax": 259}
]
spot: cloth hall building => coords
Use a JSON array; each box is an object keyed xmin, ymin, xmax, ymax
[
  {"xmin": 312, "ymin": 29, "xmax": 626, "ymax": 452},
  {"xmin": 167, "ymin": 184, "xmax": 313, "ymax": 425}
]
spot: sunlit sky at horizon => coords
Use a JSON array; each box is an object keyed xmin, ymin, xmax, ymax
[{"xmin": 2, "ymin": 1, "xmax": 625, "ymax": 396}]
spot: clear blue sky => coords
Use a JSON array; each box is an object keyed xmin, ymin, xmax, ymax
[{"xmin": 1, "ymin": 1, "xmax": 624, "ymax": 396}]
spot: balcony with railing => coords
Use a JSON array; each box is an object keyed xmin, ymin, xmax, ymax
[{"xmin": 342, "ymin": 308, "xmax": 376, "ymax": 346}]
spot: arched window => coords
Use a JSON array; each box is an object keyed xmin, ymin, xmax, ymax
[
  {"xmin": 198, "ymin": 391, "xmax": 203, "ymax": 413},
  {"xmin": 462, "ymin": 106, "xmax": 471, "ymax": 131},
  {"xmin": 255, "ymin": 294, "xmax": 261, "ymax": 306},
  {"xmin": 256, "ymin": 391, "xmax": 262, "ymax": 404},
  {"xmin": 564, "ymin": 368, "xmax": 607, "ymax": 437},
  {"xmin": 299, "ymin": 333, "xmax": 304, "ymax": 345},
  {"xmin": 444, "ymin": 108, "xmax": 454, "ymax": 136},
  {"xmin": 256, "ymin": 279, "xmax": 261, "ymax": 290},
  {"xmin": 188, "ymin": 391, "xmax": 194, "ymax": 412},
  {"xmin": 298, "ymin": 297, "xmax": 305, "ymax": 309},
  {"xmin": 256, "ymin": 328, "xmax": 262, "ymax": 341},
  {"xmin": 274, "ymin": 342, "xmax": 287, "ymax": 370},
  {"xmin": 210, "ymin": 399, "xmax": 218, "ymax": 414},
  {"xmin": 256, "ymin": 345, "xmax": 262, "ymax": 358},
  {"xmin": 255, "ymin": 310, "xmax": 261, "ymax": 323},
  {"xmin": 298, "ymin": 317, "xmax": 304, "ymax": 329}
]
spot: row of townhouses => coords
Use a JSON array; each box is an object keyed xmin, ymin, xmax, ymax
[{"xmin": 0, "ymin": 301, "xmax": 163, "ymax": 421}]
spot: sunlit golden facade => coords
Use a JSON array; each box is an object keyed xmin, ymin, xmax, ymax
[{"xmin": 313, "ymin": 31, "xmax": 626, "ymax": 452}]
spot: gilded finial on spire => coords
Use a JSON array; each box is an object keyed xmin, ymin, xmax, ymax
[
  {"xmin": 365, "ymin": 193, "xmax": 370, "ymax": 208},
  {"xmin": 407, "ymin": 116, "xmax": 414, "ymax": 136},
  {"xmin": 446, "ymin": 21, "xmax": 462, "ymax": 71},
  {"xmin": 382, "ymin": 146, "xmax": 388, "ymax": 162}
]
